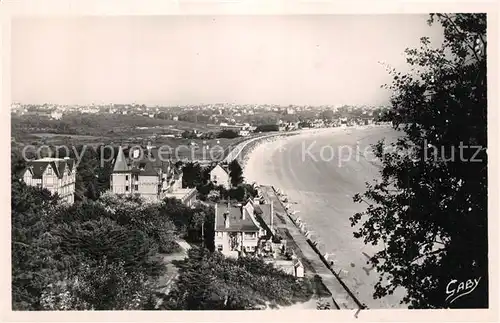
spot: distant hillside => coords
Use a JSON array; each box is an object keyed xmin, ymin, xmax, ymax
[{"xmin": 11, "ymin": 113, "xmax": 214, "ymax": 142}]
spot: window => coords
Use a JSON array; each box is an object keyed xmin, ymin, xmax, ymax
[
  {"xmin": 46, "ymin": 167, "xmax": 53, "ymax": 175},
  {"xmin": 245, "ymin": 232, "xmax": 256, "ymax": 239},
  {"xmin": 125, "ymin": 185, "xmax": 129, "ymax": 191},
  {"xmin": 134, "ymin": 184, "xmax": 138, "ymax": 190},
  {"xmin": 217, "ymin": 244, "xmax": 223, "ymax": 252},
  {"xmin": 125, "ymin": 175, "xmax": 129, "ymax": 180}
]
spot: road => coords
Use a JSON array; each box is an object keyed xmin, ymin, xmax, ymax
[
  {"xmin": 259, "ymin": 185, "xmax": 362, "ymax": 310},
  {"xmin": 223, "ymin": 132, "xmax": 283, "ymax": 163},
  {"xmin": 155, "ymin": 240, "xmax": 191, "ymax": 297}
]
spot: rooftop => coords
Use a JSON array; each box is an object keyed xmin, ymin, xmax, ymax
[
  {"xmin": 215, "ymin": 203, "xmax": 260, "ymax": 233},
  {"xmin": 112, "ymin": 146, "xmax": 175, "ymax": 176},
  {"xmin": 23, "ymin": 157, "xmax": 75, "ymax": 180},
  {"xmin": 164, "ymin": 188, "xmax": 197, "ymax": 202},
  {"xmin": 254, "ymin": 203, "xmax": 273, "ymax": 227}
]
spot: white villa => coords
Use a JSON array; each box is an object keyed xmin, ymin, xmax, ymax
[
  {"xmin": 214, "ymin": 199, "xmax": 275, "ymax": 258},
  {"xmin": 209, "ymin": 164, "xmax": 231, "ymax": 189},
  {"xmin": 22, "ymin": 157, "xmax": 76, "ymax": 204}
]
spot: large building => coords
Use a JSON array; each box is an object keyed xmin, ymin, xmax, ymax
[
  {"xmin": 214, "ymin": 199, "xmax": 275, "ymax": 258},
  {"xmin": 110, "ymin": 146, "xmax": 196, "ymax": 204},
  {"xmin": 22, "ymin": 157, "xmax": 76, "ymax": 204}
]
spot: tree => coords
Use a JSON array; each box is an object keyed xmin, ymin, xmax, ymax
[
  {"xmin": 11, "ymin": 182, "xmax": 170, "ymax": 310},
  {"xmin": 254, "ymin": 124, "xmax": 279, "ymax": 133},
  {"xmin": 11, "ymin": 180, "xmax": 62, "ymax": 310},
  {"xmin": 181, "ymin": 162, "xmax": 205, "ymax": 188},
  {"xmin": 11, "ymin": 148, "xmax": 28, "ymax": 181},
  {"xmin": 228, "ymin": 160, "xmax": 244, "ymax": 188},
  {"xmin": 350, "ymin": 14, "xmax": 487, "ymax": 308},
  {"xmin": 217, "ymin": 129, "xmax": 239, "ymax": 139},
  {"xmin": 181, "ymin": 130, "xmax": 196, "ymax": 139},
  {"xmin": 320, "ymin": 109, "xmax": 334, "ymax": 121},
  {"xmin": 161, "ymin": 248, "xmax": 314, "ymax": 310},
  {"xmin": 226, "ymin": 184, "xmax": 257, "ymax": 202},
  {"xmin": 39, "ymin": 258, "xmax": 157, "ymax": 310}
]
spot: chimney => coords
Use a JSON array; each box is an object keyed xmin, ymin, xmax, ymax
[{"xmin": 241, "ymin": 205, "xmax": 245, "ymax": 220}]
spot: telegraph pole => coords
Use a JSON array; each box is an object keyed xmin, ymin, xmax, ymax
[{"xmin": 201, "ymin": 219, "xmax": 205, "ymax": 247}]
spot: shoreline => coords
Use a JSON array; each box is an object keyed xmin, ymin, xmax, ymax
[
  {"xmin": 270, "ymin": 185, "xmax": 366, "ymax": 310},
  {"xmin": 238, "ymin": 125, "xmax": 385, "ymax": 169},
  {"xmin": 242, "ymin": 124, "xmax": 403, "ymax": 309}
]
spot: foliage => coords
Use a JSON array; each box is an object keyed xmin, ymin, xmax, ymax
[
  {"xmin": 217, "ymin": 129, "xmax": 239, "ymax": 139},
  {"xmin": 298, "ymin": 121, "xmax": 312, "ymax": 128},
  {"xmin": 180, "ymin": 162, "xmax": 216, "ymax": 201},
  {"xmin": 159, "ymin": 197, "xmax": 215, "ymax": 248},
  {"xmin": 206, "ymin": 189, "xmax": 221, "ymax": 202},
  {"xmin": 254, "ymin": 124, "xmax": 279, "ymax": 133},
  {"xmin": 11, "ymin": 112, "xmax": 208, "ymax": 138},
  {"xmin": 40, "ymin": 259, "xmax": 157, "ymax": 310},
  {"xmin": 228, "ymin": 160, "xmax": 244, "ymax": 188},
  {"xmin": 320, "ymin": 109, "xmax": 334, "ymax": 121},
  {"xmin": 316, "ymin": 299, "xmax": 332, "ymax": 310},
  {"xmin": 11, "ymin": 182, "xmax": 181, "ymax": 310},
  {"xmin": 350, "ymin": 14, "xmax": 487, "ymax": 308},
  {"xmin": 11, "ymin": 149, "xmax": 28, "ymax": 181},
  {"xmin": 181, "ymin": 130, "xmax": 199, "ymax": 139},
  {"xmin": 181, "ymin": 162, "xmax": 210, "ymax": 189},
  {"xmin": 200, "ymin": 131, "xmax": 217, "ymax": 140},
  {"xmin": 11, "ymin": 180, "xmax": 63, "ymax": 310},
  {"xmin": 218, "ymin": 183, "xmax": 258, "ymax": 202},
  {"xmin": 161, "ymin": 248, "xmax": 313, "ymax": 310}
]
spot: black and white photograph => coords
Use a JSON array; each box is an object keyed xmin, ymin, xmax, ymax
[{"xmin": 4, "ymin": 1, "xmax": 497, "ymax": 320}]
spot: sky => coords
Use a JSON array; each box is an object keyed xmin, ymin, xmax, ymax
[{"xmin": 11, "ymin": 15, "xmax": 444, "ymax": 106}]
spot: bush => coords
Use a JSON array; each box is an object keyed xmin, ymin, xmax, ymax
[
  {"xmin": 254, "ymin": 124, "xmax": 279, "ymax": 132},
  {"xmin": 217, "ymin": 129, "xmax": 239, "ymax": 139},
  {"xmin": 162, "ymin": 249, "xmax": 314, "ymax": 310}
]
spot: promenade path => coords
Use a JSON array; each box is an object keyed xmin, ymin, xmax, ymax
[
  {"xmin": 156, "ymin": 239, "xmax": 192, "ymax": 297},
  {"xmin": 223, "ymin": 132, "xmax": 286, "ymax": 163},
  {"xmin": 259, "ymin": 185, "xmax": 362, "ymax": 310}
]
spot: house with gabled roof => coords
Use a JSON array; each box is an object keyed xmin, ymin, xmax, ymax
[
  {"xmin": 250, "ymin": 199, "xmax": 275, "ymax": 236},
  {"xmin": 214, "ymin": 202, "xmax": 263, "ymax": 258},
  {"xmin": 209, "ymin": 164, "xmax": 230, "ymax": 189},
  {"xmin": 213, "ymin": 198, "xmax": 276, "ymax": 258},
  {"xmin": 21, "ymin": 157, "xmax": 76, "ymax": 204},
  {"xmin": 110, "ymin": 146, "xmax": 196, "ymax": 204}
]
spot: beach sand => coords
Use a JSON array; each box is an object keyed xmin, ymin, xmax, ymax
[{"xmin": 244, "ymin": 126, "xmax": 407, "ymax": 309}]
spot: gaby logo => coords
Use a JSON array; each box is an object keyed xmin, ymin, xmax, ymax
[{"xmin": 445, "ymin": 277, "xmax": 481, "ymax": 304}]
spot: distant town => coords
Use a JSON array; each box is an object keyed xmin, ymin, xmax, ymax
[{"xmin": 11, "ymin": 102, "xmax": 391, "ymax": 148}]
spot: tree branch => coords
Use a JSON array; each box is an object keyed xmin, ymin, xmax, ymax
[
  {"xmin": 411, "ymin": 248, "xmax": 446, "ymax": 264},
  {"xmin": 441, "ymin": 14, "xmax": 480, "ymax": 62},
  {"xmin": 13, "ymin": 241, "xmax": 31, "ymax": 248}
]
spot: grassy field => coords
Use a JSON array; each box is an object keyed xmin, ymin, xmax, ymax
[
  {"xmin": 11, "ymin": 113, "xmax": 219, "ymax": 144},
  {"xmin": 12, "ymin": 131, "xmax": 250, "ymax": 162},
  {"xmin": 10, "ymin": 112, "xmax": 276, "ymax": 162}
]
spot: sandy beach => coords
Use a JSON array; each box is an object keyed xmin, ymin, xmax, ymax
[{"xmin": 243, "ymin": 125, "xmax": 407, "ymax": 309}]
